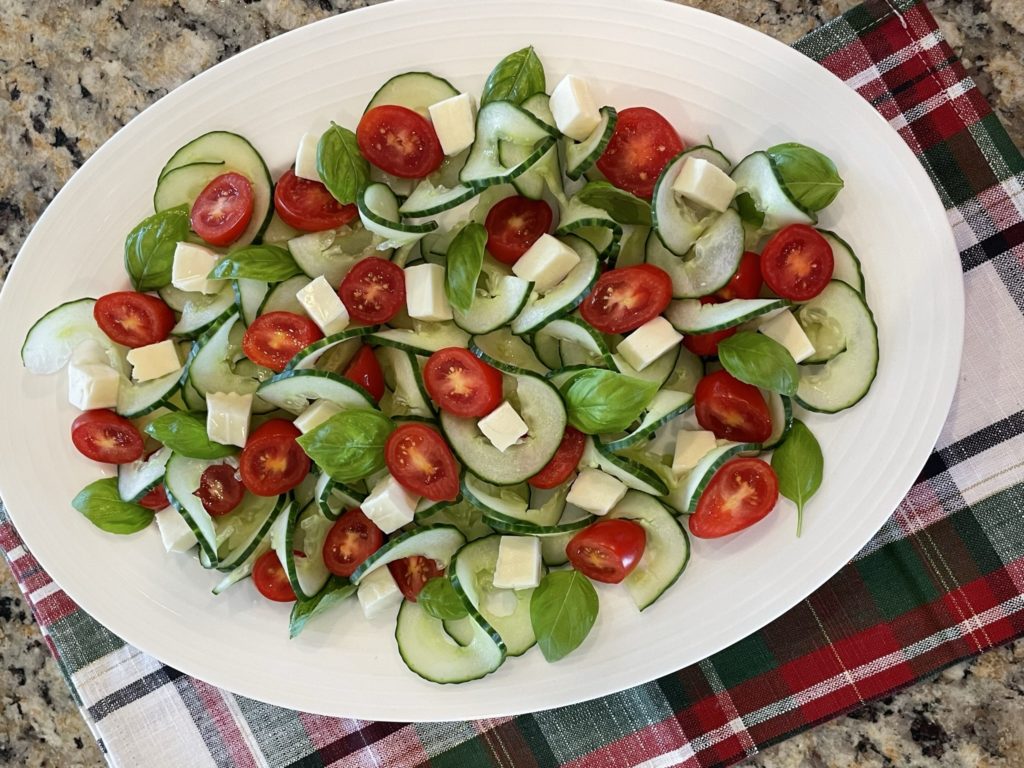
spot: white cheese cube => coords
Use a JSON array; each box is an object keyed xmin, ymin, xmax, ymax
[
  {"xmin": 566, "ymin": 468, "xmax": 628, "ymax": 516},
  {"xmin": 294, "ymin": 131, "xmax": 321, "ymax": 181},
  {"xmin": 362, "ymin": 474, "xmax": 420, "ymax": 534},
  {"xmin": 550, "ymin": 75, "xmax": 602, "ymax": 142},
  {"xmin": 171, "ymin": 242, "xmax": 223, "ymax": 295},
  {"xmin": 404, "ymin": 263, "xmax": 453, "ymax": 322},
  {"xmin": 672, "ymin": 430, "xmax": 718, "ymax": 475},
  {"xmin": 293, "ymin": 399, "xmax": 342, "ymax": 435},
  {"xmin": 493, "ymin": 536, "xmax": 543, "ymax": 590},
  {"xmin": 477, "ymin": 401, "xmax": 528, "ymax": 453},
  {"xmin": 511, "ymin": 234, "xmax": 579, "ymax": 293},
  {"xmin": 427, "ymin": 93, "xmax": 476, "ymax": 156},
  {"xmin": 357, "ymin": 566, "xmax": 404, "ymax": 619},
  {"xmin": 206, "ymin": 392, "xmax": 253, "ymax": 448},
  {"xmin": 156, "ymin": 509, "xmax": 198, "ymax": 553},
  {"xmin": 617, "ymin": 317, "xmax": 682, "ymax": 372},
  {"xmin": 672, "ymin": 157, "xmax": 738, "ymax": 213},
  {"xmin": 758, "ymin": 309, "xmax": 816, "ymax": 363},
  {"xmin": 296, "ymin": 275, "xmax": 350, "ymax": 336},
  {"xmin": 67, "ymin": 361, "xmax": 120, "ymax": 410},
  {"xmin": 126, "ymin": 340, "xmax": 182, "ymax": 382}
]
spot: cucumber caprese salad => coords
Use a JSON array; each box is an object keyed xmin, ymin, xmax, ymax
[{"xmin": 20, "ymin": 46, "xmax": 877, "ymax": 683}]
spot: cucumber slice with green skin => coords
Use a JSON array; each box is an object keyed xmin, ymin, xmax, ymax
[
  {"xmin": 818, "ymin": 230, "xmax": 865, "ymax": 295},
  {"xmin": 730, "ymin": 151, "xmax": 815, "ymax": 233},
  {"xmin": 212, "ymin": 536, "xmax": 270, "ymax": 596},
  {"xmin": 369, "ymin": 322, "xmax": 471, "ymax": 355},
  {"xmin": 182, "ymin": 376, "xmax": 207, "ymax": 411},
  {"xmin": 797, "ymin": 303, "xmax": 847, "ymax": 365},
  {"xmin": 233, "ymin": 279, "xmax": 270, "ymax": 328},
  {"xmin": 315, "ymin": 472, "xmax": 365, "ymax": 521},
  {"xmin": 259, "ymin": 275, "xmax": 311, "ymax": 316},
  {"xmin": 260, "ymin": 212, "xmax": 303, "ymax": 246},
  {"xmin": 586, "ymin": 440, "xmax": 670, "ymax": 496},
  {"xmin": 116, "ymin": 361, "xmax": 187, "ymax": 418},
  {"xmin": 283, "ymin": 327, "xmax": 376, "ymax": 372},
  {"xmin": 559, "ymin": 339, "xmax": 602, "ymax": 368},
  {"xmin": 418, "ymin": 500, "xmax": 494, "ymax": 541},
  {"xmin": 452, "ymin": 265, "xmax": 532, "ymax": 335},
  {"xmin": 294, "ymin": 471, "xmax": 320, "ymax": 510},
  {"xmin": 565, "ymin": 106, "xmax": 617, "ymax": 181},
  {"xmin": 532, "ymin": 330, "xmax": 562, "ymax": 370},
  {"xmin": 256, "ymin": 369, "xmax": 377, "ymax": 415},
  {"xmin": 288, "ymin": 225, "xmax": 389, "ymax": 286},
  {"xmin": 555, "ymin": 196, "xmax": 623, "ymax": 262},
  {"xmin": 600, "ymin": 390, "xmax": 694, "ymax": 452},
  {"xmin": 20, "ymin": 298, "xmax": 130, "ymax": 376},
  {"xmin": 170, "ymin": 284, "xmax": 237, "ymax": 338},
  {"xmin": 484, "ymin": 502, "xmax": 594, "ymax": 536},
  {"xmin": 358, "ymin": 183, "xmax": 437, "ymax": 248},
  {"xmin": 470, "ymin": 328, "xmax": 550, "ymax": 376},
  {"xmin": 377, "ymin": 346, "xmax": 434, "ymax": 419},
  {"xmin": 613, "ymin": 224, "xmax": 650, "ymax": 268},
  {"xmin": 189, "ymin": 313, "xmax": 274, "ymax": 400},
  {"xmin": 644, "ymin": 209, "xmax": 745, "ymax": 299},
  {"xmin": 665, "ymin": 441, "xmax": 755, "ymax": 515},
  {"xmin": 546, "ymin": 365, "xmax": 590, "ymax": 389},
  {"xmin": 540, "ymin": 532, "xmax": 571, "ymax": 566},
  {"xmin": 365, "ymin": 71, "xmax": 458, "ymax": 113},
  {"xmin": 462, "ymin": 476, "xmax": 528, "ymax": 518},
  {"xmin": 761, "ymin": 391, "xmax": 793, "ymax": 450},
  {"xmin": 651, "ymin": 146, "xmax": 732, "ymax": 257},
  {"xmin": 460, "ymin": 101, "xmax": 558, "ymax": 190},
  {"xmin": 117, "ymin": 447, "xmax": 172, "ymax": 503},
  {"xmin": 665, "ymin": 297, "xmax": 789, "ymax": 334},
  {"xmin": 510, "ymin": 235, "xmax": 600, "ymax": 335},
  {"xmin": 271, "ymin": 500, "xmax": 334, "ymax": 600},
  {"xmin": 215, "ymin": 492, "xmax": 287, "ymax": 572},
  {"xmin": 794, "ymin": 280, "xmax": 879, "ymax": 413},
  {"xmin": 415, "ymin": 496, "xmax": 455, "ymax": 521},
  {"xmin": 662, "ymin": 346, "xmax": 704, "ymax": 395},
  {"xmin": 399, "ymin": 181, "xmax": 478, "ymax": 217},
  {"xmin": 350, "ymin": 525, "xmax": 466, "ymax": 585},
  {"xmin": 534, "ymin": 316, "xmax": 615, "ymax": 369},
  {"xmin": 505, "ymin": 96, "xmax": 559, "ymax": 199},
  {"xmin": 158, "ymin": 285, "xmax": 192, "ymax": 312},
  {"xmin": 395, "ymin": 598, "xmax": 506, "ymax": 684},
  {"xmin": 611, "ymin": 346, "xmax": 679, "ymax": 388},
  {"xmin": 164, "ymin": 454, "xmax": 225, "ymax": 565}
]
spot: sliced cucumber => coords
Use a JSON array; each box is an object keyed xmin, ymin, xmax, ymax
[
  {"xmin": 188, "ymin": 313, "xmax": 273, "ymax": 400},
  {"xmin": 164, "ymin": 454, "xmax": 223, "ymax": 565},
  {"xmin": 651, "ymin": 146, "xmax": 732, "ymax": 256},
  {"xmin": 470, "ymin": 327, "xmax": 549, "ymax": 376},
  {"xmin": 259, "ymin": 275, "xmax": 311, "ymax": 316},
  {"xmin": 731, "ymin": 151, "xmax": 815, "ymax": 232},
  {"xmin": 395, "ymin": 599, "xmax": 505, "ymax": 684},
  {"xmin": 260, "ymin": 212, "xmax": 303, "ymax": 246},
  {"xmin": 564, "ymin": 106, "xmax": 617, "ymax": 181},
  {"xmin": 451, "ymin": 262, "xmax": 532, "ymax": 335},
  {"xmin": 283, "ymin": 327, "xmax": 375, "ymax": 372},
  {"xmin": 485, "ymin": 502, "xmax": 593, "ymax": 537},
  {"xmin": 117, "ymin": 447, "xmax": 172, "ymax": 503},
  {"xmin": 315, "ymin": 472, "xmax": 365, "ymax": 521},
  {"xmin": 585, "ymin": 440, "xmax": 670, "ymax": 496},
  {"xmin": 510, "ymin": 236, "xmax": 599, "ymax": 335},
  {"xmin": 534, "ymin": 316, "xmax": 615, "ymax": 369},
  {"xmin": 600, "ymin": 390, "xmax": 693, "ymax": 452},
  {"xmin": 370, "ymin": 322, "xmax": 470, "ymax": 355},
  {"xmin": 399, "ymin": 181, "xmax": 478, "ymax": 218},
  {"xmin": 212, "ymin": 536, "xmax": 270, "ymax": 596},
  {"xmin": 761, "ymin": 391, "xmax": 793, "ymax": 450},
  {"xmin": 819, "ymin": 230, "xmax": 865, "ymax": 295},
  {"xmin": 20, "ymin": 298, "xmax": 129, "ymax": 376},
  {"xmin": 797, "ymin": 303, "xmax": 847, "ymax": 365},
  {"xmin": 358, "ymin": 183, "xmax": 436, "ymax": 248},
  {"xmin": 170, "ymin": 284, "xmax": 236, "ymax": 338},
  {"xmin": 418, "ymin": 500, "xmax": 494, "ymax": 542},
  {"xmin": 256, "ymin": 369, "xmax": 376, "ymax": 415},
  {"xmin": 540, "ymin": 533, "xmax": 571, "ymax": 566},
  {"xmin": 611, "ymin": 345, "xmax": 679, "ymax": 388},
  {"xmin": 462, "ymin": 475, "xmax": 528, "ymax": 518},
  {"xmin": 288, "ymin": 224, "xmax": 388, "ymax": 286},
  {"xmin": 663, "ymin": 346, "xmax": 704, "ymax": 395},
  {"xmin": 665, "ymin": 297, "xmax": 788, "ymax": 334},
  {"xmin": 644, "ymin": 209, "xmax": 744, "ymax": 299},
  {"xmin": 365, "ymin": 71, "xmax": 458, "ymax": 113},
  {"xmin": 215, "ymin": 493, "xmax": 286, "ymax": 572},
  {"xmin": 234, "ymin": 279, "xmax": 270, "ymax": 327},
  {"xmin": 350, "ymin": 525, "xmax": 466, "ymax": 585},
  {"xmin": 377, "ymin": 346, "xmax": 433, "ymax": 419},
  {"xmin": 460, "ymin": 102, "xmax": 558, "ymax": 189},
  {"xmin": 665, "ymin": 441, "xmax": 754, "ymax": 514},
  {"xmin": 614, "ymin": 224, "xmax": 650, "ymax": 268},
  {"xmin": 270, "ymin": 500, "xmax": 333, "ymax": 600},
  {"xmin": 116, "ymin": 362, "xmax": 186, "ymax": 419},
  {"xmin": 555, "ymin": 196, "xmax": 623, "ymax": 262}
]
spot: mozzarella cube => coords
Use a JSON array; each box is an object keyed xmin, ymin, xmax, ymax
[
  {"xmin": 206, "ymin": 392, "xmax": 253, "ymax": 448},
  {"xmin": 362, "ymin": 474, "xmax": 419, "ymax": 534},
  {"xmin": 672, "ymin": 157, "xmax": 738, "ymax": 213},
  {"xmin": 758, "ymin": 309, "xmax": 816, "ymax": 363},
  {"xmin": 478, "ymin": 401, "xmax": 528, "ymax": 453},
  {"xmin": 617, "ymin": 317, "xmax": 682, "ymax": 372},
  {"xmin": 294, "ymin": 131, "xmax": 321, "ymax": 181},
  {"xmin": 294, "ymin": 399, "xmax": 342, "ymax": 435},
  {"xmin": 566, "ymin": 468, "xmax": 627, "ymax": 516},
  {"xmin": 357, "ymin": 567, "xmax": 404, "ymax": 619},
  {"xmin": 67, "ymin": 361, "xmax": 120, "ymax": 410},
  {"xmin": 493, "ymin": 536, "xmax": 543, "ymax": 590},
  {"xmin": 404, "ymin": 263, "xmax": 453, "ymax": 322},
  {"xmin": 550, "ymin": 75, "xmax": 601, "ymax": 142},
  {"xmin": 296, "ymin": 275, "xmax": 350, "ymax": 336},
  {"xmin": 156, "ymin": 509, "xmax": 198, "ymax": 553},
  {"xmin": 511, "ymin": 234, "xmax": 579, "ymax": 293},
  {"xmin": 428, "ymin": 93, "xmax": 476, "ymax": 156},
  {"xmin": 672, "ymin": 430, "xmax": 718, "ymax": 475},
  {"xmin": 126, "ymin": 340, "xmax": 182, "ymax": 382},
  {"xmin": 171, "ymin": 242, "xmax": 223, "ymax": 295}
]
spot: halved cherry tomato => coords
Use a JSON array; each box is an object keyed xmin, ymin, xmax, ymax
[
  {"xmin": 579, "ymin": 264, "xmax": 673, "ymax": 334},
  {"xmin": 273, "ymin": 169, "xmax": 358, "ymax": 232},
  {"xmin": 596, "ymin": 107, "xmax": 684, "ymax": 199},
  {"xmin": 422, "ymin": 347, "xmax": 504, "ymax": 418},
  {"xmin": 242, "ymin": 311, "xmax": 323, "ymax": 373},
  {"xmin": 694, "ymin": 370, "xmax": 772, "ymax": 443},
  {"xmin": 70, "ymin": 410, "xmax": 144, "ymax": 464},
  {"xmin": 388, "ymin": 556, "xmax": 444, "ymax": 601},
  {"xmin": 385, "ymin": 423, "xmax": 460, "ymax": 502},
  {"xmin": 94, "ymin": 292, "xmax": 175, "ymax": 349},
  {"xmin": 356, "ymin": 105, "xmax": 444, "ymax": 179},
  {"xmin": 689, "ymin": 458, "xmax": 779, "ymax": 538},
  {"xmin": 239, "ymin": 419, "xmax": 310, "ymax": 497},
  {"xmin": 322, "ymin": 507, "xmax": 384, "ymax": 578},
  {"xmin": 252, "ymin": 550, "xmax": 296, "ymax": 602},
  {"xmin": 528, "ymin": 426, "xmax": 586, "ymax": 489},
  {"xmin": 338, "ymin": 257, "xmax": 406, "ymax": 324},
  {"xmin": 683, "ymin": 327, "xmax": 738, "ymax": 357},
  {"xmin": 249, "ymin": 419, "xmax": 301, "ymax": 443},
  {"xmin": 760, "ymin": 224, "xmax": 833, "ymax": 301},
  {"xmin": 713, "ymin": 251, "xmax": 763, "ymax": 301},
  {"xmin": 343, "ymin": 345, "xmax": 385, "ymax": 402},
  {"xmin": 483, "ymin": 196, "xmax": 553, "ymax": 265},
  {"xmin": 138, "ymin": 485, "xmax": 169, "ymax": 511},
  {"xmin": 190, "ymin": 172, "xmax": 255, "ymax": 247},
  {"xmin": 194, "ymin": 464, "xmax": 245, "ymax": 517},
  {"xmin": 567, "ymin": 519, "xmax": 647, "ymax": 584}
]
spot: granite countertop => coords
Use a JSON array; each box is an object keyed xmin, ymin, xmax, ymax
[{"xmin": 1, "ymin": 1, "xmax": 1022, "ymax": 766}]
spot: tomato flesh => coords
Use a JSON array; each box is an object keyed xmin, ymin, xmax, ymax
[
  {"xmin": 567, "ymin": 519, "xmax": 647, "ymax": 584},
  {"xmin": 190, "ymin": 172, "xmax": 255, "ymax": 247},
  {"xmin": 385, "ymin": 423, "xmax": 460, "ymax": 502},
  {"xmin": 194, "ymin": 464, "xmax": 245, "ymax": 517},
  {"xmin": 484, "ymin": 196, "xmax": 553, "ymax": 265},
  {"xmin": 694, "ymin": 370, "xmax": 772, "ymax": 443},
  {"xmin": 273, "ymin": 169, "xmax": 358, "ymax": 232},
  {"xmin": 596, "ymin": 107, "xmax": 684, "ymax": 199},
  {"xmin": 94, "ymin": 292, "xmax": 176, "ymax": 349},
  {"xmin": 242, "ymin": 311, "xmax": 323, "ymax": 373},
  {"xmin": 356, "ymin": 105, "xmax": 444, "ymax": 179},
  {"xmin": 713, "ymin": 251, "xmax": 763, "ymax": 301},
  {"xmin": 388, "ymin": 556, "xmax": 444, "ymax": 601},
  {"xmin": 338, "ymin": 257, "xmax": 406, "ymax": 324},
  {"xmin": 422, "ymin": 347, "xmax": 504, "ymax": 418},
  {"xmin": 343, "ymin": 345, "xmax": 385, "ymax": 402},
  {"xmin": 322, "ymin": 507, "xmax": 384, "ymax": 578},
  {"xmin": 683, "ymin": 326, "xmax": 738, "ymax": 357},
  {"xmin": 528, "ymin": 427, "xmax": 586, "ymax": 489},
  {"xmin": 239, "ymin": 419, "xmax": 310, "ymax": 497},
  {"xmin": 760, "ymin": 225, "xmax": 834, "ymax": 301},
  {"xmin": 252, "ymin": 550, "xmax": 296, "ymax": 602},
  {"xmin": 70, "ymin": 410, "xmax": 145, "ymax": 465},
  {"xmin": 579, "ymin": 264, "xmax": 673, "ymax": 334},
  {"xmin": 689, "ymin": 458, "xmax": 779, "ymax": 538},
  {"xmin": 138, "ymin": 485, "xmax": 169, "ymax": 511}
]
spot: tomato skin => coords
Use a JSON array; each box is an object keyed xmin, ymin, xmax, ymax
[
  {"xmin": 484, "ymin": 196, "xmax": 553, "ymax": 265},
  {"xmin": 579, "ymin": 264, "xmax": 673, "ymax": 334},
  {"xmin": 70, "ymin": 410, "xmax": 145, "ymax": 464},
  {"xmin": 248, "ymin": 419, "xmax": 301, "ymax": 444},
  {"xmin": 190, "ymin": 172, "xmax": 255, "ymax": 247},
  {"xmin": 689, "ymin": 458, "xmax": 779, "ymax": 538},
  {"xmin": 356, "ymin": 105, "xmax": 444, "ymax": 179},
  {"xmin": 274, "ymin": 169, "xmax": 358, "ymax": 232},
  {"xmin": 567, "ymin": 519, "xmax": 647, "ymax": 584},
  {"xmin": 760, "ymin": 225, "xmax": 834, "ymax": 301},
  {"xmin": 596, "ymin": 107, "xmax": 684, "ymax": 199},
  {"xmin": 388, "ymin": 556, "xmax": 444, "ymax": 601},
  {"xmin": 242, "ymin": 311, "xmax": 324, "ymax": 373},
  {"xmin": 713, "ymin": 251, "xmax": 763, "ymax": 301},
  {"xmin": 239, "ymin": 420, "xmax": 310, "ymax": 497},
  {"xmin": 252, "ymin": 550, "xmax": 297, "ymax": 602},
  {"xmin": 343, "ymin": 345, "xmax": 385, "ymax": 402},
  {"xmin": 338, "ymin": 257, "xmax": 406, "ymax": 325},
  {"xmin": 94, "ymin": 292, "xmax": 175, "ymax": 349},
  {"xmin": 694, "ymin": 370, "xmax": 772, "ymax": 443},
  {"xmin": 138, "ymin": 485, "xmax": 169, "ymax": 511},
  {"xmin": 528, "ymin": 427, "xmax": 586, "ymax": 489},
  {"xmin": 683, "ymin": 327, "xmax": 738, "ymax": 357},
  {"xmin": 385, "ymin": 424, "xmax": 460, "ymax": 502},
  {"xmin": 322, "ymin": 508, "xmax": 384, "ymax": 578},
  {"xmin": 422, "ymin": 348, "xmax": 504, "ymax": 418},
  {"xmin": 193, "ymin": 464, "xmax": 245, "ymax": 517}
]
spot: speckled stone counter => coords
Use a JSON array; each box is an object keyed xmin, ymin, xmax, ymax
[{"xmin": 1, "ymin": 1, "xmax": 1022, "ymax": 766}]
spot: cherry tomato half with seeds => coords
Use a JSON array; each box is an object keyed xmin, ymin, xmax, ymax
[
  {"xmin": 239, "ymin": 419, "xmax": 310, "ymax": 497},
  {"xmin": 356, "ymin": 105, "xmax": 444, "ymax": 179},
  {"xmin": 70, "ymin": 410, "xmax": 145, "ymax": 465},
  {"xmin": 252, "ymin": 550, "xmax": 296, "ymax": 602},
  {"xmin": 596, "ymin": 107, "xmax": 684, "ymax": 199},
  {"xmin": 342, "ymin": 345, "xmax": 385, "ymax": 402},
  {"xmin": 422, "ymin": 347, "xmax": 504, "ymax": 418},
  {"xmin": 94, "ymin": 292, "xmax": 175, "ymax": 349},
  {"xmin": 484, "ymin": 196, "xmax": 553, "ymax": 265},
  {"xmin": 322, "ymin": 507, "xmax": 384, "ymax": 578},
  {"xmin": 385, "ymin": 423, "xmax": 461, "ymax": 502},
  {"xmin": 579, "ymin": 264, "xmax": 673, "ymax": 334},
  {"xmin": 689, "ymin": 458, "xmax": 779, "ymax": 538},
  {"xmin": 338, "ymin": 257, "xmax": 406, "ymax": 325},
  {"xmin": 388, "ymin": 555, "xmax": 444, "ymax": 601},
  {"xmin": 193, "ymin": 464, "xmax": 245, "ymax": 517},
  {"xmin": 694, "ymin": 370, "xmax": 772, "ymax": 443},
  {"xmin": 567, "ymin": 519, "xmax": 647, "ymax": 584},
  {"xmin": 242, "ymin": 311, "xmax": 324, "ymax": 373},
  {"xmin": 760, "ymin": 224, "xmax": 834, "ymax": 301},
  {"xmin": 528, "ymin": 426, "xmax": 586, "ymax": 489},
  {"xmin": 138, "ymin": 485, "xmax": 170, "ymax": 511},
  {"xmin": 274, "ymin": 169, "xmax": 358, "ymax": 232},
  {"xmin": 713, "ymin": 251, "xmax": 763, "ymax": 301},
  {"xmin": 190, "ymin": 172, "xmax": 255, "ymax": 247}
]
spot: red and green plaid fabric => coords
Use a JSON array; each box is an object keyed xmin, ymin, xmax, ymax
[{"xmin": 3, "ymin": 0, "xmax": 1024, "ymax": 766}]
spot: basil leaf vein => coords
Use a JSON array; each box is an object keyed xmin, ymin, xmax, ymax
[
  {"xmin": 144, "ymin": 412, "xmax": 237, "ymax": 460},
  {"xmin": 72, "ymin": 478, "xmax": 154, "ymax": 535},
  {"xmin": 481, "ymin": 46, "xmax": 546, "ymax": 106},
  {"xmin": 562, "ymin": 369, "xmax": 659, "ymax": 435},
  {"xmin": 317, "ymin": 123, "xmax": 370, "ymax": 206},
  {"xmin": 209, "ymin": 244, "xmax": 302, "ymax": 281},
  {"xmin": 445, "ymin": 223, "xmax": 487, "ymax": 313},
  {"xmin": 124, "ymin": 205, "xmax": 190, "ymax": 291},
  {"xmin": 766, "ymin": 142, "xmax": 844, "ymax": 212},
  {"xmin": 529, "ymin": 570, "xmax": 599, "ymax": 662},
  {"xmin": 770, "ymin": 419, "xmax": 824, "ymax": 536},
  {"xmin": 717, "ymin": 331, "xmax": 799, "ymax": 396},
  {"xmin": 296, "ymin": 409, "xmax": 394, "ymax": 484}
]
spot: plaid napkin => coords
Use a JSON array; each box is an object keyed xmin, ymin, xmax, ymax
[{"xmin": 3, "ymin": 0, "xmax": 1023, "ymax": 765}]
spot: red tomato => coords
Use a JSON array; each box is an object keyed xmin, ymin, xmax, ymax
[
  {"xmin": 713, "ymin": 252, "xmax": 763, "ymax": 301},
  {"xmin": 338, "ymin": 257, "xmax": 406, "ymax": 325},
  {"xmin": 343, "ymin": 345, "xmax": 385, "ymax": 402},
  {"xmin": 138, "ymin": 485, "xmax": 169, "ymax": 511},
  {"xmin": 322, "ymin": 508, "xmax": 384, "ymax": 578},
  {"xmin": 94, "ymin": 292, "xmax": 175, "ymax": 349},
  {"xmin": 356, "ymin": 105, "xmax": 444, "ymax": 179},
  {"xmin": 760, "ymin": 225, "xmax": 834, "ymax": 301},
  {"xmin": 596, "ymin": 107, "xmax": 684, "ymax": 199},
  {"xmin": 190, "ymin": 172, "xmax": 255, "ymax": 247},
  {"xmin": 388, "ymin": 556, "xmax": 444, "ymax": 601},
  {"xmin": 385, "ymin": 423, "xmax": 460, "ymax": 502},
  {"xmin": 274, "ymin": 169, "xmax": 358, "ymax": 232},
  {"xmin": 567, "ymin": 519, "xmax": 647, "ymax": 584},
  {"xmin": 683, "ymin": 327, "xmax": 738, "ymax": 357},
  {"xmin": 694, "ymin": 370, "xmax": 772, "ymax": 443},
  {"xmin": 248, "ymin": 419, "xmax": 301, "ymax": 443},
  {"xmin": 239, "ymin": 420, "xmax": 310, "ymax": 497},
  {"xmin": 193, "ymin": 464, "xmax": 245, "ymax": 517},
  {"xmin": 579, "ymin": 264, "xmax": 673, "ymax": 334},
  {"xmin": 483, "ymin": 196, "xmax": 553, "ymax": 265},
  {"xmin": 242, "ymin": 311, "xmax": 323, "ymax": 373},
  {"xmin": 252, "ymin": 550, "xmax": 296, "ymax": 602},
  {"xmin": 70, "ymin": 410, "xmax": 144, "ymax": 464},
  {"xmin": 422, "ymin": 348, "xmax": 504, "ymax": 418},
  {"xmin": 689, "ymin": 458, "xmax": 779, "ymax": 538},
  {"xmin": 528, "ymin": 426, "xmax": 586, "ymax": 489}
]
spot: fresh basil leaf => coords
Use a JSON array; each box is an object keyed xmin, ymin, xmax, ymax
[
  {"xmin": 289, "ymin": 576, "xmax": 356, "ymax": 639},
  {"xmin": 529, "ymin": 569, "xmax": 599, "ymax": 662},
  {"xmin": 562, "ymin": 369, "xmax": 659, "ymax": 435},
  {"xmin": 576, "ymin": 182, "xmax": 651, "ymax": 226},
  {"xmin": 717, "ymin": 331, "xmax": 799, "ymax": 397},
  {"xmin": 445, "ymin": 223, "xmax": 487, "ymax": 313},
  {"xmin": 735, "ymin": 192, "xmax": 765, "ymax": 228},
  {"xmin": 209, "ymin": 244, "xmax": 302, "ymax": 282},
  {"xmin": 296, "ymin": 409, "xmax": 394, "ymax": 484},
  {"xmin": 419, "ymin": 577, "xmax": 469, "ymax": 621},
  {"xmin": 317, "ymin": 123, "xmax": 370, "ymax": 206},
  {"xmin": 770, "ymin": 419, "xmax": 823, "ymax": 536},
  {"xmin": 766, "ymin": 143, "xmax": 844, "ymax": 212},
  {"xmin": 481, "ymin": 46, "xmax": 546, "ymax": 106},
  {"xmin": 124, "ymin": 205, "xmax": 190, "ymax": 291},
  {"xmin": 144, "ymin": 412, "xmax": 236, "ymax": 460},
  {"xmin": 72, "ymin": 478, "xmax": 154, "ymax": 534}
]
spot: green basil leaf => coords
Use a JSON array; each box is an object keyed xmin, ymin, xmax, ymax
[
  {"xmin": 735, "ymin": 192, "xmax": 765, "ymax": 228},
  {"xmin": 143, "ymin": 412, "xmax": 236, "ymax": 460},
  {"xmin": 770, "ymin": 419, "xmax": 824, "ymax": 536},
  {"xmin": 481, "ymin": 46, "xmax": 546, "ymax": 106},
  {"xmin": 562, "ymin": 369, "xmax": 659, "ymax": 435},
  {"xmin": 766, "ymin": 143, "xmax": 844, "ymax": 212},
  {"xmin": 296, "ymin": 409, "xmax": 394, "ymax": 484},
  {"xmin": 445, "ymin": 223, "xmax": 487, "ymax": 313},
  {"xmin": 717, "ymin": 331, "xmax": 799, "ymax": 397},
  {"xmin": 576, "ymin": 182, "xmax": 652, "ymax": 226},
  {"xmin": 124, "ymin": 205, "xmax": 190, "ymax": 291},
  {"xmin": 317, "ymin": 123, "xmax": 370, "ymax": 206},
  {"xmin": 209, "ymin": 244, "xmax": 302, "ymax": 282},
  {"xmin": 529, "ymin": 570, "xmax": 599, "ymax": 662},
  {"xmin": 419, "ymin": 577, "xmax": 469, "ymax": 621},
  {"xmin": 289, "ymin": 576, "xmax": 356, "ymax": 639},
  {"xmin": 72, "ymin": 478, "xmax": 154, "ymax": 534}
]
